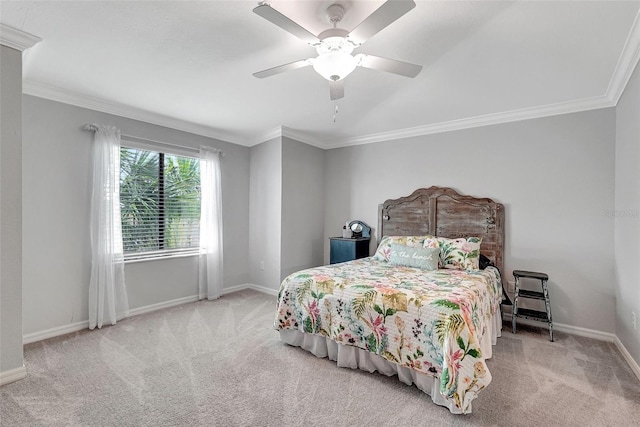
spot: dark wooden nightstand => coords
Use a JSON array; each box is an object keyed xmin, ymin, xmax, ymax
[{"xmin": 329, "ymin": 237, "xmax": 370, "ymax": 264}]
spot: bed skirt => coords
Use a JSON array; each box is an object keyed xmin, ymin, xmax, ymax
[{"xmin": 279, "ymin": 311, "xmax": 502, "ymax": 414}]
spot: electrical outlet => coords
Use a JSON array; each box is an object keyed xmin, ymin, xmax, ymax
[
  {"xmin": 633, "ymin": 311, "xmax": 637, "ymax": 331},
  {"xmin": 507, "ymin": 280, "xmax": 515, "ymax": 293},
  {"xmin": 259, "ymin": 261, "xmax": 265, "ymax": 271}
]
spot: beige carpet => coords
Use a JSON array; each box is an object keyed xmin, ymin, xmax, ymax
[{"xmin": 1, "ymin": 289, "xmax": 639, "ymax": 426}]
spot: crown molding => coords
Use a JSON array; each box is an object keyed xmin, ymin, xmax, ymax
[
  {"xmin": 250, "ymin": 126, "xmax": 325, "ymax": 148},
  {"xmin": 22, "ymin": 79, "xmax": 251, "ymax": 146},
  {"xmin": 261, "ymin": 9, "xmax": 640, "ymax": 150},
  {"xmin": 0, "ymin": 24, "xmax": 41, "ymax": 51},
  {"xmin": 321, "ymin": 95, "xmax": 615, "ymax": 149},
  {"xmin": 250, "ymin": 126, "xmax": 282, "ymax": 145},
  {"xmin": 607, "ymin": 9, "xmax": 640, "ymax": 105},
  {"xmin": 227, "ymin": 93, "xmax": 616, "ymax": 149},
  {"xmin": 281, "ymin": 126, "xmax": 326, "ymax": 149},
  {"xmin": 20, "ymin": 7, "xmax": 640, "ymax": 151},
  {"xmin": 21, "ymin": 79, "xmax": 617, "ymax": 152}
]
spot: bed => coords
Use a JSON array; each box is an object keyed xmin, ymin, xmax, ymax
[{"xmin": 274, "ymin": 187, "xmax": 505, "ymax": 414}]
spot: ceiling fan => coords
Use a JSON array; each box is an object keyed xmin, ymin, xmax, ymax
[{"xmin": 252, "ymin": 0, "xmax": 422, "ymax": 100}]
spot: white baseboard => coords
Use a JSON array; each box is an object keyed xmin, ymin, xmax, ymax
[
  {"xmin": 127, "ymin": 295, "xmax": 199, "ymax": 317},
  {"xmin": 614, "ymin": 336, "xmax": 640, "ymax": 381},
  {"xmin": 221, "ymin": 283, "xmax": 250, "ymax": 295},
  {"xmin": 501, "ymin": 314, "xmax": 640, "ymax": 379},
  {"xmin": 17, "ymin": 288, "xmax": 640, "ymax": 382},
  {"xmin": 0, "ymin": 365, "xmax": 27, "ymax": 386},
  {"xmin": 223, "ymin": 283, "xmax": 279, "ymax": 297},
  {"xmin": 553, "ymin": 322, "xmax": 617, "ymax": 342},
  {"xmin": 23, "ymin": 295, "xmax": 198, "ymax": 345},
  {"xmin": 23, "ymin": 320, "xmax": 90, "ymax": 345},
  {"xmin": 23, "ymin": 286, "xmax": 276, "ymax": 345},
  {"xmin": 505, "ymin": 313, "xmax": 616, "ymax": 342}
]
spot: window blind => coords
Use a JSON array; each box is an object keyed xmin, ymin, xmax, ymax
[{"xmin": 120, "ymin": 146, "xmax": 201, "ymax": 260}]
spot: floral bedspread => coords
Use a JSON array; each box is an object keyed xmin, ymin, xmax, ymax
[{"xmin": 274, "ymin": 258, "xmax": 502, "ymax": 413}]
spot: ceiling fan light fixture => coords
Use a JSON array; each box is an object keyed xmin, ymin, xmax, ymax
[
  {"xmin": 313, "ymin": 51, "xmax": 357, "ymax": 81},
  {"xmin": 252, "ymin": 1, "xmax": 422, "ymax": 99},
  {"xmin": 312, "ymin": 36, "xmax": 356, "ymax": 81}
]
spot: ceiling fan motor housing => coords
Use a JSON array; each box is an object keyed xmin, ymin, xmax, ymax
[{"xmin": 326, "ymin": 3, "xmax": 345, "ymax": 25}]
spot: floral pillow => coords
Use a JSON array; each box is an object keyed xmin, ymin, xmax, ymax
[
  {"xmin": 427, "ymin": 236, "xmax": 482, "ymax": 270},
  {"xmin": 388, "ymin": 244, "xmax": 440, "ymax": 270},
  {"xmin": 373, "ymin": 235, "xmax": 436, "ymax": 262}
]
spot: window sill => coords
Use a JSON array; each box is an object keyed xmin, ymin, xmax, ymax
[{"xmin": 124, "ymin": 250, "xmax": 199, "ymax": 264}]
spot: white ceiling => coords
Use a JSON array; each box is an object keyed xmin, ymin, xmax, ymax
[{"xmin": 2, "ymin": 1, "xmax": 640, "ymax": 148}]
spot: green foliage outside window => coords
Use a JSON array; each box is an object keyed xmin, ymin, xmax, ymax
[{"xmin": 120, "ymin": 147, "xmax": 200, "ymax": 256}]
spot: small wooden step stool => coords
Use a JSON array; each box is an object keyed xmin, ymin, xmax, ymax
[{"xmin": 512, "ymin": 270, "xmax": 553, "ymax": 341}]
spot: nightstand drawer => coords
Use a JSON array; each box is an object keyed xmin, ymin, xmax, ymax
[{"xmin": 329, "ymin": 237, "xmax": 370, "ymax": 264}]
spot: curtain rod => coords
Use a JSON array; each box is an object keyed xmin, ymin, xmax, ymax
[{"xmin": 82, "ymin": 124, "xmax": 225, "ymax": 157}]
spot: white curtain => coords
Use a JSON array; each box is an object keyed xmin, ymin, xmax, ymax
[
  {"xmin": 198, "ymin": 146, "xmax": 224, "ymax": 300},
  {"xmin": 88, "ymin": 125, "xmax": 129, "ymax": 329}
]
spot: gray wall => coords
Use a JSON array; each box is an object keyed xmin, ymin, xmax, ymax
[
  {"xmin": 21, "ymin": 95, "xmax": 250, "ymax": 336},
  {"xmin": 281, "ymin": 137, "xmax": 325, "ymax": 280},
  {"xmin": 324, "ymin": 109, "xmax": 616, "ymax": 334},
  {"xmin": 248, "ymin": 138, "xmax": 282, "ymax": 290},
  {"xmin": 14, "ymin": 65, "xmax": 638, "ymax": 371},
  {"xmin": 0, "ymin": 45, "xmax": 25, "ymax": 376},
  {"xmin": 615, "ymin": 60, "xmax": 640, "ymax": 366},
  {"xmin": 248, "ymin": 136, "xmax": 325, "ymax": 291}
]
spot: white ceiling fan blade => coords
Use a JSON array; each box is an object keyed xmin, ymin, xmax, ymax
[
  {"xmin": 329, "ymin": 80, "xmax": 344, "ymax": 100},
  {"xmin": 348, "ymin": 0, "xmax": 416, "ymax": 46},
  {"xmin": 355, "ymin": 54, "xmax": 422, "ymax": 78},
  {"xmin": 253, "ymin": 59, "xmax": 312, "ymax": 79},
  {"xmin": 253, "ymin": 4, "xmax": 319, "ymax": 45}
]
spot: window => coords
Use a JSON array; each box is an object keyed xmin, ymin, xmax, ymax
[{"xmin": 119, "ymin": 146, "xmax": 201, "ymax": 260}]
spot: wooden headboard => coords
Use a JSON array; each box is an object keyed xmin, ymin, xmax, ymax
[{"xmin": 378, "ymin": 186, "xmax": 505, "ymax": 274}]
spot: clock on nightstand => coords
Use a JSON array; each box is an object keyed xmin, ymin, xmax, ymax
[{"xmin": 329, "ymin": 220, "xmax": 371, "ymax": 264}]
